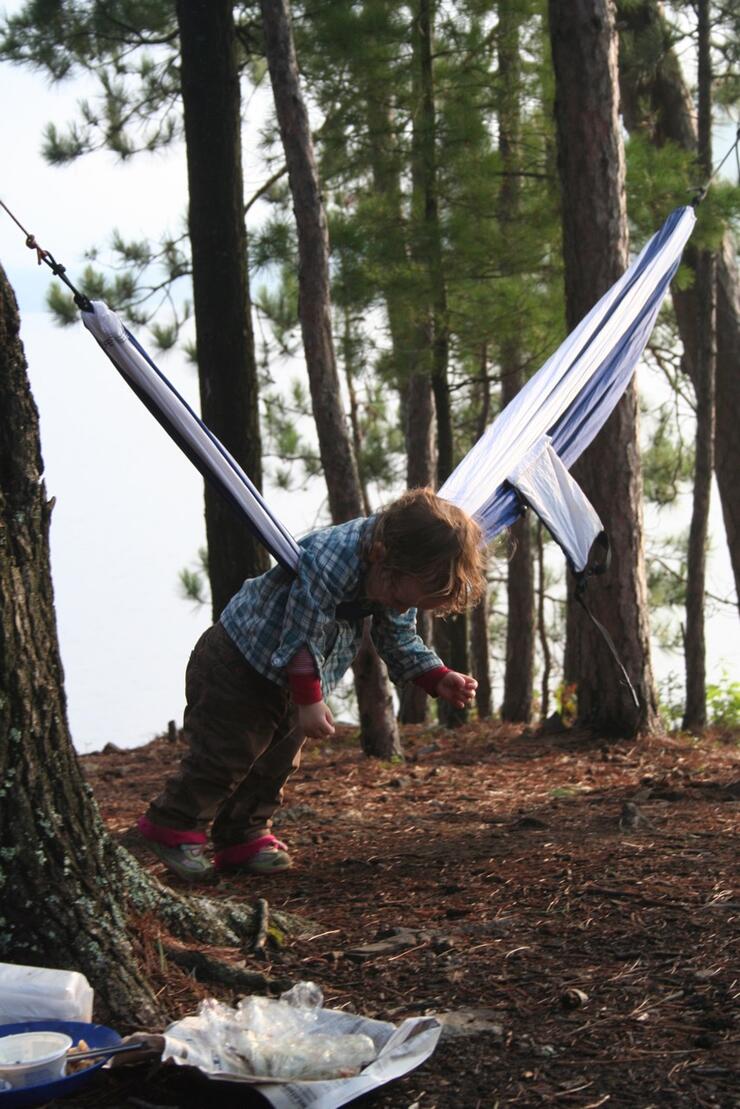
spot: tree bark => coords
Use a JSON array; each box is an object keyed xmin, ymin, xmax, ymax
[
  {"xmin": 0, "ymin": 262, "xmax": 160, "ymax": 1024},
  {"xmin": 360, "ymin": 55, "xmax": 437, "ymax": 725},
  {"xmin": 0, "ymin": 265, "xmax": 311, "ymax": 1026},
  {"xmin": 683, "ymin": 0, "xmax": 715, "ymax": 730},
  {"xmin": 498, "ymin": 1, "xmax": 534, "ymax": 723},
  {"xmin": 176, "ymin": 0, "xmax": 268, "ymax": 618},
  {"xmin": 549, "ymin": 0, "xmax": 660, "ymax": 736},
  {"xmin": 617, "ymin": 0, "xmax": 740, "ymax": 609},
  {"xmin": 260, "ymin": 0, "xmax": 401, "ymax": 757},
  {"xmin": 412, "ymin": 0, "xmax": 469, "ymax": 726},
  {"xmin": 470, "ymin": 553, "xmax": 493, "ymax": 719}
]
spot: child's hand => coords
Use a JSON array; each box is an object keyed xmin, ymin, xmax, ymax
[
  {"xmin": 437, "ymin": 671, "xmax": 478, "ymax": 709},
  {"xmin": 298, "ymin": 700, "xmax": 336, "ymax": 738}
]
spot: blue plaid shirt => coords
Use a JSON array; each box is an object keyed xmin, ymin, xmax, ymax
[{"xmin": 220, "ymin": 515, "xmax": 443, "ymax": 696}]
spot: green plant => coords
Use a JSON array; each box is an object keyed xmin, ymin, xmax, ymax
[{"xmin": 706, "ymin": 677, "xmax": 740, "ymax": 728}]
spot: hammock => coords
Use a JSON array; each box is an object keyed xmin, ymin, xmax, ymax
[{"xmin": 80, "ymin": 204, "xmax": 695, "ymax": 577}]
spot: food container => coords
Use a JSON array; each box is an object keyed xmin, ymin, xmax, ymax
[
  {"xmin": 0, "ymin": 1031, "xmax": 72, "ymax": 1089},
  {"xmin": 0, "ymin": 964, "xmax": 93, "ymax": 1025}
]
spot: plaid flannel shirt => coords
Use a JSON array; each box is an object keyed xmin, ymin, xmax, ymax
[{"xmin": 220, "ymin": 515, "xmax": 443, "ymax": 696}]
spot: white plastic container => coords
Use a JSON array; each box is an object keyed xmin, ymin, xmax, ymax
[
  {"xmin": 0, "ymin": 1031, "xmax": 72, "ymax": 1088},
  {"xmin": 0, "ymin": 963, "xmax": 93, "ymax": 1025}
]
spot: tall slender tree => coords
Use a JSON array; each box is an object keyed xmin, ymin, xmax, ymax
[
  {"xmin": 549, "ymin": 0, "xmax": 660, "ymax": 736},
  {"xmin": 259, "ymin": 0, "xmax": 401, "ymax": 758},
  {"xmin": 176, "ymin": 0, "xmax": 269, "ymax": 617},
  {"xmin": 498, "ymin": 0, "xmax": 535, "ymax": 723},
  {"xmin": 683, "ymin": 0, "xmax": 716, "ymax": 728}
]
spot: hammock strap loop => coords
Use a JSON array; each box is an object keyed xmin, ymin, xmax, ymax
[
  {"xmin": 572, "ymin": 539, "xmax": 640, "ymax": 711},
  {"xmin": 0, "ymin": 197, "xmax": 92, "ymax": 311}
]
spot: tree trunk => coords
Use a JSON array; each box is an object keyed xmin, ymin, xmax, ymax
[
  {"xmin": 175, "ymin": 0, "xmax": 268, "ymax": 619},
  {"xmin": 260, "ymin": 0, "xmax": 401, "ymax": 758},
  {"xmin": 536, "ymin": 522, "xmax": 553, "ymax": 720},
  {"xmin": 470, "ymin": 554, "xmax": 493, "ymax": 719},
  {"xmin": 549, "ymin": 0, "xmax": 660, "ymax": 737},
  {"xmin": 412, "ymin": 0, "xmax": 468, "ymax": 726},
  {"xmin": 399, "ymin": 370, "xmax": 437, "ymax": 723},
  {"xmin": 0, "ymin": 265, "xmax": 312, "ymax": 1025},
  {"xmin": 683, "ymin": 0, "xmax": 715, "ymax": 730},
  {"xmin": 0, "ymin": 262, "xmax": 162, "ymax": 1025},
  {"xmin": 617, "ymin": 0, "xmax": 740, "ymax": 609},
  {"xmin": 361, "ymin": 64, "xmax": 437, "ymax": 725},
  {"xmin": 498, "ymin": 2, "xmax": 534, "ymax": 723}
]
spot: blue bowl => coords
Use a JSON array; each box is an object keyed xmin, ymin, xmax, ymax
[{"xmin": 0, "ymin": 1020, "xmax": 121, "ymax": 1108}]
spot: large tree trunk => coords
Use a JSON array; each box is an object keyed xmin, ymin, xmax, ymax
[
  {"xmin": 260, "ymin": 0, "xmax": 401, "ymax": 758},
  {"xmin": 549, "ymin": 0, "xmax": 660, "ymax": 737},
  {"xmin": 176, "ymin": 0, "xmax": 269, "ymax": 618},
  {"xmin": 617, "ymin": 0, "xmax": 740, "ymax": 609},
  {"xmin": 0, "ymin": 264, "xmax": 306, "ymax": 1026},
  {"xmin": 0, "ymin": 262, "xmax": 160, "ymax": 1024},
  {"xmin": 683, "ymin": 0, "xmax": 715, "ymax": 730},
  {"xmin": 498, "ymin": 0, "xmax": 534, "ymax": 723}
]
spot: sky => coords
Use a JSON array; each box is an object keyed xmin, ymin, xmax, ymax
[{"xmin": 0, "ymin": 17, "xmax": 737, "ymax": 753}]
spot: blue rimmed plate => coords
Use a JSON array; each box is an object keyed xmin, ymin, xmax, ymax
[{"xmin": 0, "ymin": 1020, "xmax": 120, "ymax": 1108}]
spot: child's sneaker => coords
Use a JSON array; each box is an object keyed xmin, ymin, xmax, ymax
[
  {"xmin": 137, "ymin": 816, "xmax": 216, "ymax": 883},
  {"xmin": 214, "ymin": 834, "xmax": 291, "ymax": 874}
]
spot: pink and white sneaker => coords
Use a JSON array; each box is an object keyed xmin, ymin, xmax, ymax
[{"xmin": 214, "ymin": 834, "xmax": 291, "ymax": 874}]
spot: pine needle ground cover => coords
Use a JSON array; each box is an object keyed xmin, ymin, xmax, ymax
[{"xmin": 65, "ymin": 722, "xmax": 738, "ymax": 1107}]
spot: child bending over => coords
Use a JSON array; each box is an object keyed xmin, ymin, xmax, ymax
[{"xmin": 138, "ymin": 488, "xmax": 485, "ymax": 882}]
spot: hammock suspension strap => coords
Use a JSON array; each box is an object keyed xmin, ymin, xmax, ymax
[{"xmin": 0, "ymin": 197, "xmax": 92, "ymax": 311}]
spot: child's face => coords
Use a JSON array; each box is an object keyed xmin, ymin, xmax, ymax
[{"xmin": 366, "ymin": 565, "xmax": 441, "ymax": 613}]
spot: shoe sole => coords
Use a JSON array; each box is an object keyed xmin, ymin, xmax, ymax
[{"xmin": 216, "ymin": 855, "xmax": 292, "ymax": 875}]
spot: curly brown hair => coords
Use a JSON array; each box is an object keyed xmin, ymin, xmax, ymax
[{"xmin": 367, "ymin": 487, "xmax": 486, "ymax": 615}]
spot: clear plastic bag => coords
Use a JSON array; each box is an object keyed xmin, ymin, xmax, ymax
[{"xmin": 176, "ymin": 983, "xmax": 376, "ymax": 1081}]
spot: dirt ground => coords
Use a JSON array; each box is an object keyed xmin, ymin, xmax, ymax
[{"xmin": 58, "ymin": 720, "xmax": 739, "ymax": 1106}]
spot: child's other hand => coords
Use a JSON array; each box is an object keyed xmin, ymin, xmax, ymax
[
  {"xmin": 437, "ymin": 671, "xmax": 478, "ymax": 709},
  {"xmin": 298, "ymin": 700, "xmax": 336, "ymax": 738}
]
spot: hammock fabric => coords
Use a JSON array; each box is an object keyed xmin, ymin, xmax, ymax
[
  {"xmin": 81, "ymin": 205, "xmax": 696, "ymax": 575},
  {"xmin": 438, "ymin": 205, "xmax": 696, "ymax": 569}
]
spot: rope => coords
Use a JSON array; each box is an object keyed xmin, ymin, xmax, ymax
[
  {"xmin": 0, "ymin": 197, "xmax": 92, "ymax": 311},
  {"xmin": 692, "ymin": 122, "xmax": 740, "ymax": 206}
]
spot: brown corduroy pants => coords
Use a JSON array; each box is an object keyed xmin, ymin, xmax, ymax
[{"xmin": 145, "ymin": 622, "xmax": 304, "ymax": 850}]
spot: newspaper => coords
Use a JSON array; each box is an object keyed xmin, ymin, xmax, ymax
[{"xmin": 161, "ymin": 1005, "xmax": 441, "ymax": 1108}]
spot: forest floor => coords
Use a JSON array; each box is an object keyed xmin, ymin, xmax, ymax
[{"xmin": 58, "ymin": 720, "xmax": 739, "ymax": 1107}]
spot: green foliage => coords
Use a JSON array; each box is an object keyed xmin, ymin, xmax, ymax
[
  {"xmin": 178, "ymin": 548, "xmax": 209, "ymax": 608},
  {"xmin": 706, "ymin": 677, "xmax": 740, "ymax": 728},
  {"xmin": 659, "ymin": 671, "xmax": 740, "ymax": 730},
  {"xmin": 642, "ymin": 405, "xmax": 694, "ymax": 506}
]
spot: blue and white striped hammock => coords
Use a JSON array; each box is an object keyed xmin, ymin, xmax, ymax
[{"xmin": 81, "ymin": 205, "xmax": 695, "ymax": 574}]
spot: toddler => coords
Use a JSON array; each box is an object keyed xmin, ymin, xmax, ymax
[{"xmin": 138, "ymin": 488, "xmax": 485, "ymax": 881}]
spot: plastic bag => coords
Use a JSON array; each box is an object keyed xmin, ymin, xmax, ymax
[{"xmin": 175, "ymin": 983, "xmax": 376, "ymax": 1081}]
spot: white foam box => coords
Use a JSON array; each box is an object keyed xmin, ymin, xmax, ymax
[{"xmin": 0, "ymin": 963, "xmax": 94, "ymax": 1025}]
